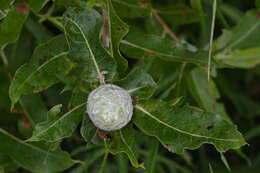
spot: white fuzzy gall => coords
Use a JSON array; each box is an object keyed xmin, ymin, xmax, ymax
[{"xmin": 87, "ymin": 84, "xmax": 133, "ymax": 131}]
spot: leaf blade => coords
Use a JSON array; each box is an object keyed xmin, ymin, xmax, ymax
[
  {"xmin": 134, "ymin": 100, "xmax": 246, "ymax": 154},
  {"xmin": 9, "ymin": 35, "xmax": 72, "ymax": 109},
  {"xmin": 63, "ymin": 7, "xmax": 117, "ymax": 83},
  {"xmin": 0, "ymin": 128, "xmax": 76, "ymax": 173},
  {"xmin": 108, "ymin": 0, "xmax": 129, "ymax": 74},
  {"xmin": 120, "ymin": 32, "xmax": 209, "ymax": 68}
]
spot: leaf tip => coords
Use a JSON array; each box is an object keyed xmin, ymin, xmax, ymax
[{"xmin": 139, "ymin": 162, "xmax": 146, "ymax": 170}]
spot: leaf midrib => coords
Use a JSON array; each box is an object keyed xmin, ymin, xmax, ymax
[
  {"xmin": 135, "ymin": 105, "xmax": 240, "ymax": 142},
  {"xmin": 30, "ymin": 103, "xmax": 86, "ymax": 140},
  {"xmin": 120, "ymin": 40, "xmax": 207, "ymax": 65},
  {"xmin": 65, "ymin": 17, "xmax": 102, "ymax": 81},
  {"xmin": 16, "ymin": 51, "xmax": 69, "ymax": 93},
  {"xmin": 227, "ymin": 21, "xmax": 260, "ymax": 50},
  {"xmin": 0, "ymin": 128, "xmax": 71, "ymax": 159}
]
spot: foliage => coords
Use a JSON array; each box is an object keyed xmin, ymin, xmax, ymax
[{"xmin": 0, "ymin": 0, "xmax": 260, "ymax": 172}]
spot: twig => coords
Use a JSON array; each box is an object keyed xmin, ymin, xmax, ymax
[
  {"xmin": 152, "ymin": 9, "xmax": 179, "ymax": 43},
  {"xmin": 207, "ymin": 0, "xmax": 217, "ymax": 81},
  {"xmin": 101, "ymin": 6, "xmax": 110, "ymax": 48}
]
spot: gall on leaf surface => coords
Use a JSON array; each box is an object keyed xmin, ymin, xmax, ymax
[{"xmin": 134, "ymin": 100, "xmax": 246, "ymax": 154}]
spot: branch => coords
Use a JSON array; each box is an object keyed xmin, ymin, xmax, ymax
[{"xmin": 152, "ymin": 9, "xmax": 179, "ymax": 43}]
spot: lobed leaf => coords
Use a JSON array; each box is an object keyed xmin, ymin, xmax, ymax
[
  {"xmin": 81, "ymin": 115, "xmax": 97, "ymax": 143},
  {"xmin": 120, "ymin": 32, "xmax": 209, "ymax": 68},
  {"xmin": 134, "ymin": 100, "xmax": 246, "ymax": 154},
  {"xmin": 28, "ymin": 103, "xmax": 85, "ymax": 142},
  {"xmin": 186, "ymin": 68, "xmax": 232, "ymax": 123},
  {"xmin": 115, "ymin": 67, "xmax": 157, "ymax": 100},
  {"xmin": 0, "ymin": 128, "xmax": 76, "ymax": 172},
  {"xmin": 223, "ymin": 10, "xmax": 260, "ymax": 51},
  {"xmin": 214, "ymin": 10, "xmax": 260, "ymax": 68},
  {"xmin": 0, "ymin": 3, "xmax": 29, "ymax": 48},
  {"xmin": 107, "ymin": 0, "xmax": 129, "ymax": 74},
  {"xmin": 63, "ymin": 7, "xmax": 117, "ymax": 83},
  {"xmin": 67, "ymin": 82, "xmax": 97, "ymax": 143},
  {"xmin": 107, "ymin": 123, "xmax": 139, "ymax": 168},
  {"xmin": 9, "ymin": 35, "xmax": 72, "ymax": 109},
  {"xmin": 155, "ymin": 4, "xmax": 201, "ymax": 25},
  {"xmin": 112, "ymin": 0, "xmax": 152, "ymax": 19},
  {"xmin": 215, "ymin": 47, "xmax": 260, "ymax": 68}
]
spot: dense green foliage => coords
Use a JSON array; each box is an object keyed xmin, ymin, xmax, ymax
[{"xmin": 0, "ymin": 0, "xmax": 260, "ymax": 172}]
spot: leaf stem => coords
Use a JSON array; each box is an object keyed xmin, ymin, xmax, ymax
[
  {"xmin": 38, "ymin": 3, "xmax": 55, "ymax": 23},
  {"xmin": 98, "ymin": 150, "xmax": 109, "ymax": 173},
  {"xmin": 207, "ymin": 0, "xmax": 217, "ymax": 81},
  {"xmin": 152, "ymin": 9, "xmax": 179, "ymax": 43},
  {"xmin": 177, "ymin": 63, "xmax": 186, "ymax": 97},
  {"xmin": 101, "ymin": 7, "xmax": 110, "ymax": 48}
]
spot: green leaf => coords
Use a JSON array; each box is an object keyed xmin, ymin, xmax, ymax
[
  {"xmin": 20, "ymin": 94, "xmax": 48, "ymax": 125},
  {"xmin": 54, "ymin": 0, "xmax": 83, "ymax": 8},
  {"xmin": 107, "ymin": 123, "xmax": 139, "ymax": 168},
  {"xmin": 29, "ymin": 0, "xmax": 50, "ymax": 13},
  {"xmin": 112, "ymin": 0, "xmax": 152, "ymax": 19},
  {"xmin": 9, "ymin": 35, "xmax": 72, "ymax": 109},
  {"xmin": 0, "ymin": 128, "xmax": 76, "ymax": 172},
  {"xmin": 215, "ymin": 47, "xmax": 260, "ymax": 68},
  {"xmin": 155, "ymin": 4, "xmax": 201, "ymax": 25},
  {"xmin": 216, "ymin": 72, "xmax": 260, "ymax": 118},
  {"xmin": 63, "ymin": 7, "xmax": 117, "ymax": 83},
  {"xmin": 81, "ymin": 115, "xmax": 97, "ymax": 143},
  {"xmin": 28, "ymin": 103, "xmax": 85, "ymax": 142},
  {"xmin": 24, "ymin": 16, "xmax": 53, "ymax": 43},
  {"xmin": 0, "ymin": 0, "xmax": 14, "ymax": 10},
  {"xmin": 224, "ymin": 10, "xmax": 260, "ymax": 51},
  {"xmin": 134, "ymin": 100, "xmax": 246, "ymax": 154},
  {"xmin": 214, "ymin": 10, "xmax": 260, "ymax": 68},
  {"xmin": 107, "ymin": 0, "xmax": 129, "ymax": 74},
  {"xmin": 0, "ymin": 154, "xmax": 19, "ymax": 172},
  {"xmin": 120, "ymin": 32, "xmax": 209, "ymax": 68},
  {"xmin": 144, "ymin": 138, "xmax": 159, "ymax": 173},
  {"xmin": 186, "ymin": 68, "xmax": 232, "ymax": 123},
  {"xmin": 0, "ymin": 3, "xmax": 29, "ymax": 48},
  {"xmin": 115, "ymin": 67, "xmax": 157, "ymax": 100}
]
